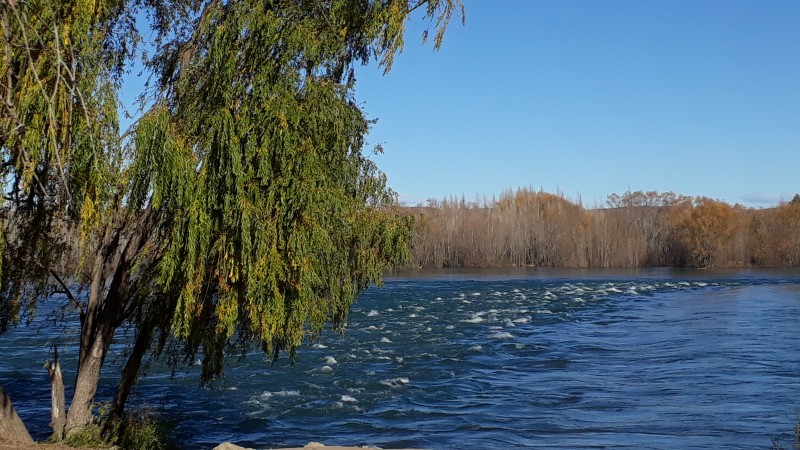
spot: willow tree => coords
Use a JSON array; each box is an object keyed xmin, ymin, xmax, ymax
[{"xmin": 0, "ymin": 0, "xmax": 463, "ymax": 441}]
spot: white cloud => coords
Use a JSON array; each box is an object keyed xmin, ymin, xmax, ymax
[{"xmin": 740, "ymin": 192, "xmax": 791, "ymax": 206}]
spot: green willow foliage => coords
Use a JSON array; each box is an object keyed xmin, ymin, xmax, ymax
[
  {"xmin": 0, "ymin": 0, "xmax": 130, "ymax": 331},
  {"xmin": 2, "ymin": 0, "xmax": 461, "ymax": 408},
  {"xmin": 131, "ymin": 0, "xmax": 461, "ymax": 380}
]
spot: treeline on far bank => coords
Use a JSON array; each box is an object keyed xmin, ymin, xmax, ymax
[{"xmin": 407, "ymin": 188, "xmax": 800, "ymax": 269}]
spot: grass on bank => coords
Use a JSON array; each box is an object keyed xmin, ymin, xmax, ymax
[{"xmin": 58, "ymin": 404, "xmax": 165, "ymax": 450}]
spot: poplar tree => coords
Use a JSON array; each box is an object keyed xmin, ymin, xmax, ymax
[{"xmin": 0, "ymin": 0, "xmax": 463, "ymax": 441}]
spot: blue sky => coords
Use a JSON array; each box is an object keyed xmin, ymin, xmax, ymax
[{"xmin": 354, "ymin": 0, "xmax": 800, "ymax": 207}]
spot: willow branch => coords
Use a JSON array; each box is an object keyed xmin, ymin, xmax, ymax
[
  {"xmin": 408, "ymin": 0, "xmax": 429, "ymax": 15},
  {"xmin": 49, "ymin": 20, "xmax": 71, "ymax": 203},
  {"xmin": 32, "ymin": 259, "xmax": 85, "ymax": 319},
  {"xmin": 175, "ymin": 0, "xmax": 220, "ymax": 84}
]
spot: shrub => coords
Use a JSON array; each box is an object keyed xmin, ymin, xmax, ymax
[
  {"xmin": 61, "ymin": 403, "xmax": 165, "ymax": 450},
  {"xmin": 63, "ymin": 424, "xmax": 108, "ymax": 448},
  {"xmin": 115, "ymin": 409, "xmax": 166, "ymax": 450}
]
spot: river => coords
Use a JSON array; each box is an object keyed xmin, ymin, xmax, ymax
[{"xmin": 2, "ymin": 269, "xmax": 799, "ymax": 448}]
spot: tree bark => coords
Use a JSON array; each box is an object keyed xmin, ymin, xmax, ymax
[
  {"xmin": 65, "ymin": 315, "xmax": 115, "ymax": 436},
  {"xmin": 108, "ymin": 320, "xmax": 153, "ymax": 424},
  {"xmin": 47, "ymin": 345, "xmax": 66, "ymax": 441},
  {"xmin": 65, "ymin": 214, "xmax": 151, "ymax": 436},
  {"xmin": 65, "ymin": 234, "xmax": 111, "ymax": 436},
  {"xmin": 0, "ymin": 385, "xmax": 33, "ymax": 444}
]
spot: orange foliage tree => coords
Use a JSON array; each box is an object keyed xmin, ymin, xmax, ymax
[{"xmin": 407, "ymin": 189, "xmax": 800, "ymax": 269}]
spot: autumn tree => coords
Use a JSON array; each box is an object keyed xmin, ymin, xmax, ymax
[
  {"xmin": 410, "ymin": 189, "xmax": 592, "ymax": 268},
  {"xmin": 600, "ymin": 191, "xmax": 689, "ymax": 267},
  {"xmin": 409, "ymin": 189, "xmax": 800, "ymax": 270},
  {"xmin": 771, "ymin": 200, "xmax": 800, "ymax": 265},
  {"xmin": 0, "ymin": 0, "xmax": 463, "ymax": 442},
  {"xmin": 668, "ymin": 197, "xmax": 735, "ymax": 267}
]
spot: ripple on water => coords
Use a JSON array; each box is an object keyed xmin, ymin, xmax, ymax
[{"xmin": 4, "ymin": 273, "xmax": 800, "ymax": 449}]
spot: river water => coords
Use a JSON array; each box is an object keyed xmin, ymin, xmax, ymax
[{"xmin": 2, "ymin": 269, "xmax": 800, "ymax": 449}]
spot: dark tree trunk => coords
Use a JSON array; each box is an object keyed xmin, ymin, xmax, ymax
[
  {"xmin": 47, "ymin": 346, "xmax": 67, "ymax": 440},
  {"xmin": 65, "ymin": 241, "xmax": 113, "ymax": 436},
  {"xmin": 65, "ymin": 323, "xmax": 114, "ymax": 435},
  {"xmin": 65, "ymin": 214, "xmax": 152, "ymax": 436},
  {"xmin": 108, "ymin": 320, "xmax": 154, "ymax": 426},
  {"xmin": 0, "ymin": 385, "xmax": 33, "ymax": 444}
]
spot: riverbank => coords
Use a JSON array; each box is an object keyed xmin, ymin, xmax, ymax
[{"xmin": 0, "ymin": 444, "xmax": 103, "ymax": 450}]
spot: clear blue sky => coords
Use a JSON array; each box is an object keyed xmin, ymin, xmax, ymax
[{"xmin": 354, "ymin": 0, "xmax": 800, "ymax": 207}]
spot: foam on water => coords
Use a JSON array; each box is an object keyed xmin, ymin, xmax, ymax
[
  {"xmin": 5, "ymin": 271, "xmax": 798, "ymax": 449},
  {"xmin": 491, "ymin": 331, "xmax": 515, "ymax": 339},
  {"xmin": 380, "ymin": 377, "xmax": 410, "ymax": 388},
  {"xmin": 462, "ymin": 314, "xmax": 485, "ymax": 323},
  {"xmin": 255, "ymin": 390, "xmax": 301, "ymax": 401}
]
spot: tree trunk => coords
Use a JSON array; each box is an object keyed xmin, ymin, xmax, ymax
[
  {"xmin": 65, "ymin": 213, "xmax": 152, "ymax": 436},
  {"xmin": 65, "ymin": 241, "xmax": 109, "ymax": 436},
  {"xmin": 108, "ymin": 320, "xmax": 153, "ymax": 426},
  {"xmin": 47, "ymin": 346, "xmax": 66, "ymax": 441},
  {"xmin": 65, "ymin": 323, "xmax": 114, "ymax": 436},
  {"xmin": 0, "ymin": 385, "xmax": 33, "ymax": 444}
]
